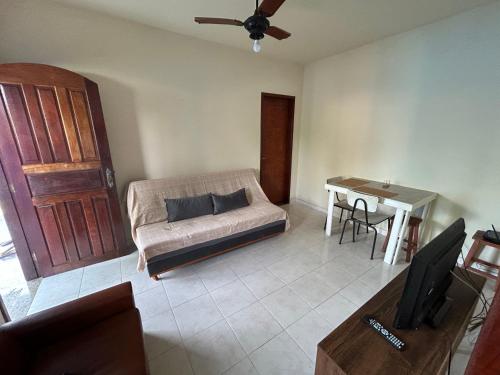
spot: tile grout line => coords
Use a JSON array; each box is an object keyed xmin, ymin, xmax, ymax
[
  {"xmin": 179, "ymin": 260, "xmax": 287, "ymax": 374},
  {"xmin": 222, "ymin": 356, "xmax": 262, "ymax": 375},
  {"xmin": 241, "ymin": 239, "xmax": 382, "ymax": 364},
  {"xmin": 159, "ymin": 278, "xmax": 197, "ymax": 375},
  {"xmin": 202, "ymin": 285, "xmax": 249, "ymax": 374},
  {"xmin": 76, "ymin": 268, "xmax": 84, "ymax": 299},
  {"xmin": 227, "ymin": 270, "xmax": 286, "ymax": 357}
]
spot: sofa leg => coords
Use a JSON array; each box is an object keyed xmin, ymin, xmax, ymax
[{"xmin": 152, "ymin": 275, "xmax": 160, "ymax": 281}]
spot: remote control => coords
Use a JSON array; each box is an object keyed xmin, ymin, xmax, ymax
[{"xmin": 362, "ymin": 315, "xmax": 406, "ymax": 351}]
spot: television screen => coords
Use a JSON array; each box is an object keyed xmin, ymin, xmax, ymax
[{"xmin": 393, "ymin": 218, "xmax": 466, "ymax": 329}]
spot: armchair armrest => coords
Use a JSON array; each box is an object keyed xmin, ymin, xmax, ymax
[{"xmin": 1, "ymin": 282, "xmax": 136, "ymax": 346}]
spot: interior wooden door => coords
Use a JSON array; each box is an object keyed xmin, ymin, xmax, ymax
[
  {"xmin": 260, "ymin": 93, "xmax": 295, "ymax": 205},
  {"xmin": 0, "ymin": 63, "xmax": 126, "ymax": 278}
]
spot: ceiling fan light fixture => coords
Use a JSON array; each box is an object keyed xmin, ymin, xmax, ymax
[
  {"xmin": 252, "ymin": 39, "xmax": 262, "ymax": 53},
  {"xmin": 194, "ymin": 0, "xmax": 291, "ymax": 54}
]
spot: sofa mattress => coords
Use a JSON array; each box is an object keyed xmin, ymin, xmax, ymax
[{"xmin": 136, "ymin": 200, "xmax": 287, "ymax": 271}]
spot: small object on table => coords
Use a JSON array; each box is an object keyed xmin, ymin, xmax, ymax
[
  {"xmin": 362, "ymin": 315, "xmax": 406, "ymax": 351},
  {"xmin": 482, "ymin": 224, "xmax": 500, "ymax": 245},
  {"xmin": 382, "ymin": 179, "xmax": 391, "ymax": 189}
]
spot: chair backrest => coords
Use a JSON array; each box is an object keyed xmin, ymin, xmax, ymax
[{"xmin": 347, "ymin": 191, "xmax": 379, "ymax": 213}]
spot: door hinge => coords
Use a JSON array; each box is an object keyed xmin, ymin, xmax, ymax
[
  {"xmin": 9, "ymin": 183, "xmax": 15, "ymax": 194},
  {"xmin": 32, "ymin": 252, "xmax": 38, "ymax": 264}
]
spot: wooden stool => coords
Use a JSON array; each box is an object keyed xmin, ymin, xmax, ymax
[
  {"xmin": 382, "ymin": 216, "xmax": 422, "ymax": 262},
  {"xmin": 463, "ymin": 231, "xmax": 500, "ymax": 289}
]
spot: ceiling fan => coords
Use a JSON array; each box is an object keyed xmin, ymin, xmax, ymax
[{"xmin": 195, "ymin": 0, "xmax": 291, "ymax": 53}]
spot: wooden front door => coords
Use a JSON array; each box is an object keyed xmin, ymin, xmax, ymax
[
  {"xmin": 260, "ymin": 93, "xmax": 295, "ymax": 205},
  {"xmin": 0, "ymin": 63, "xmax": 126, "ymax": 278}
]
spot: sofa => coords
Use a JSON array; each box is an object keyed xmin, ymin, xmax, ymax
[
  {"xmin": 127, "ymin": 169, "xmax": 289, "ymax": 279},
  {"xmin": 0, "ymin": 282, "xmax": 148, "ymax": 375}
]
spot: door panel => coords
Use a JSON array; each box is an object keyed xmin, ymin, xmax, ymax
[
  {"xmin": 22, "ymin": 84, "xmax": 54, "ymax": 164},
  {"xmin": 82, "ymin": 197, "xmax": 104, "ymax": 257},
  {"xmin": 54, "ymin": 202, "xmax": 80, "ymax": 261},
  {"xmin": 66, "ymin": 200, "xmax": 93, "ymax": 259},
  {"xmin": 70, "ymin": 90, "xmax": 98, "ymax": 161},
  {"xmin": 36, "ymin": 205, "xmax": 69, "ymax": 267},
  {"xmin": 26, "ymin": 169, "xmax": 103, "ymax": 196},
  {"xmin": 1, "ymin": 84, "xmax": 40, "ymax": 164},
  {"xmin": 36, "ymin": 86, "xmax": 72, "ymax": 163},
  {"xmin": 93, "ymin": 197, "xmax": 116, "ymax": 254},
  {"xmin": 0, "ymin": 63, "xmax": 126, "ymax": 278},
  {"xmin": 55, "ymin": 87, "xmax": 83, "ymax": 162},
  {"xmin": 34, "ymin": 194, "xmax": 119, "ymax": 273},
  {"xmin": 260, "ymin": 93, "xmax": 295, "ymax": 205}
]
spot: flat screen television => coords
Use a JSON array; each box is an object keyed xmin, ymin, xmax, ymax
[{"xmin": 393, "ymin": 218, "xmax": 466, "ymax": 330}]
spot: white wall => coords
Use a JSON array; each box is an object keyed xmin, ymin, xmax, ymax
[
  {"xmin": 297, "ymin": 2, "xmax": 500, "ymax": 262},
  {"xmin": 0, "ymin": 0, "xmax": 303, "ymax": 236},
  {"xmin": 1, "ymin": 0, "xmax": 499, "ymax": 265}
]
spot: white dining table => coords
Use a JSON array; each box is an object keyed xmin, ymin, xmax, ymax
[{"xmin": 324, "ymin": 177, "xmax": 437, "ymax": 265}]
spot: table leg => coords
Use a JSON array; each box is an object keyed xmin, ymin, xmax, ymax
[
  {"xmin": 383, "ymin": 208, "xmax": 405, "ymax": 264},
  {"xmin": 393, "ymin": 212, "xmax": 411, "ymax": 265},
  {"xmin": 326, "ymin": 190, "xmax": 335, "ymax": 236},
  {"xmin": 419, "ymin": 202, "xmax": 431, "ymax": 242},
  {"xmin": 463, "ymin": 240, "xmax": 482, "ymax": 268}
]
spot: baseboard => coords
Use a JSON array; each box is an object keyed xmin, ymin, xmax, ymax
[
  {"xmin": 291, "ymin": 197, "xmax": 390, "ymax": 236},
  {"xmin": 291, "ymin": 197, "xmax": 329, "ymax": 215}
]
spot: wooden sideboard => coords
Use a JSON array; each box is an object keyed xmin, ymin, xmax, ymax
[
  {"xmin": 316, "ymin": 269, "xmax": 485, "ymax": 375},
  {"xmin": 464, "ymin": 285, "xmax": 500, "ymax": 375}
]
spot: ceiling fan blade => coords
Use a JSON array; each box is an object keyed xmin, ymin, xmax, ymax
[
  {"xmin": 194, "ymin": 17, "xmax": 244, "ymax": 26},
  {"xmin": 264, "ymin": 26, "xmax": 291, "ymax": 40},
  {"xmin": 258, "ymin": 0, "xmax": 287, "ymax": 17}
]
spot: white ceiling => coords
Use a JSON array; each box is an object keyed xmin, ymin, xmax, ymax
[{"xmin": 53, "ymin": 0, "xmax": 495, "ymax": 64}]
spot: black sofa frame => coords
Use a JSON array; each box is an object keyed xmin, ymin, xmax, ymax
[{"xmin": 148, "ymin": 220, "xmax": 286, "ymax": 280}]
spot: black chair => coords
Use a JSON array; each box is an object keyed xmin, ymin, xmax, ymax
[
  {"xmin": 323, "ymin": 192, "xmax": 355, "ymax": 230},
  {"xmin": 339, "ymin": 191, "xmax": 393, "ymax": 260}
]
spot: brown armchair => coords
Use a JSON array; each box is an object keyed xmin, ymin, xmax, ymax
[{"xmin": 0, "ymin": 282, "xmax": 148, "ymax": 375}]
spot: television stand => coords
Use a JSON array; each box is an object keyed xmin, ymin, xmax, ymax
[{"xmin": 315, "ymin": 269, "xmax": 485, "ymax": 375}]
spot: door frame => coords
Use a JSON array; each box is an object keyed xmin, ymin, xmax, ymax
[
  {"xmin": 260, "ymin": 92, "xmax": 295, "ymax": 205},
  {"xmin": 0, "ymin": 159, "xmax": 38, "ymax": 280},
  {"xmin": 0, "ymin": 294, "xmax": 10, "ymax": 322}
]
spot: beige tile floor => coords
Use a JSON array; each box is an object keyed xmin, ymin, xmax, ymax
[
  {"xmin": 0, "ymin": 207, "xmax": 41, "ymax": 320},
  {"xmin": 0, "ymin": 253, "xmax": 40, "ymax": 320},
  {"xmin": 27, "ymin": 202, "xmax": 495, "ymax": 375}
]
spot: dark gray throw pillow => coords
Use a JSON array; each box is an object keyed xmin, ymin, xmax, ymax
[
  {"xmin": 165, "ymin": 194, "xmax": 214, "ymax": 222},
  {"xmin": 211, "ymin": 188, "xmax": 249, "ymax": 215}
]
